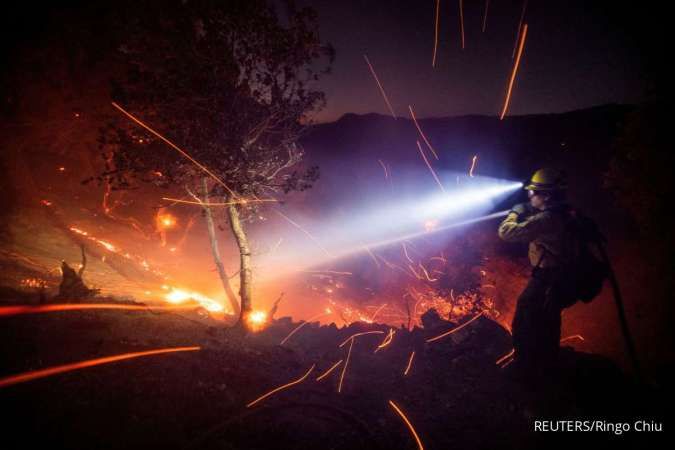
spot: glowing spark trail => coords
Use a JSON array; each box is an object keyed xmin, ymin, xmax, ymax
[
  {"xmin": 0, "ymin": 347, "xmax": 200, "ymax": 388},
  {"xmin": 377, "ymin": 159, "xmax": 389, "ymax": 179},
  {"xmin": 363, "ymin": 55, "xmax": 397, "ymax": 119},
  {"xmin": 374, "ymin": 328, "xmax": 395, "ymax": 353},
  {"xmin": 432, "ymin": 0, "xmax": 440, "ymax": 67},
  {"xmin": 369, "ymin": 303, "xmax": 388, "ymax": 322},
  {"xmin": 416, "ymin": 141, "xmax": 445, "ymax": 193},
  {"xmin": 246, "ymin": 364, "xmax": 315, "ymax": 407},
  {"xmin": 388, "ymin": 400, "xmax": 425, "ymax": 450},
  {"xmin": 273, "ymin": 209, "xmax": 332, "ymax": 258},
  {"xmin": 469, "ymin": 155, "xmax": 478, "ymax": 177},
  {"xmin": 404, "ymin": 351, "xmax": 415, "ymax": 375},
  {"xmin": 426, "ymin": 312, "xmax": 484, "ymax": 343},
  {"xmin": 338, "ymin": 339, "xmax": 354, "ymax": 393},
  {"xmin": 315, "ymin": 360, "xmax": 344, "ymax": 381},
  {"xmin": 560, "ymin": 334, "xmax": 585, "ymax": 344},
  {"xmin": 111, "ymin": 102, "xmax": 238, "ymax": 199},
  {"xmin": 496, "ymin": 348, "xmax": 514, "ymax": 365},
  {"xmin": 339, "ymin": 331, "xmax": 385, "ymax": 348},
  {"xmin": 409, "ymin": 105, "xmax": 439, "ymax": 160},
  {"xmin": 279, "ymin": 311, "xmax": 333, "ymax": 345},
  {"xmin": 500, "ymin": 23, "xmax": 528, "ymax": 120},
  {"xmin": 482, "ymin": 0, "xmax": 490, "ymax": 32},
  {"xmin": 0, "ymin": 304, "xmax": 198, "ymax": 317},
  {"xmin": 162, "ymin": 197, "xmax": 277, "ymax": 207}
]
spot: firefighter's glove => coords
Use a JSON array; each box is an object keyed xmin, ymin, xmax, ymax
[{"xmin": 510, "ymin": 202, "xmax": 532, "ymax": 217}]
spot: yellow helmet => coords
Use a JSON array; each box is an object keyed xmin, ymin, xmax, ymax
[{"xmin": 524, "ymin": 168, "xmax": 568, "ymax": 191}]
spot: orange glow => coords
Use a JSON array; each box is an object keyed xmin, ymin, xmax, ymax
[
  {"xmin": 363, "ymin": 54, "xmax": 397, "ymax": 119},
  {"xmin": 388, "ymin": 400, "xmax": 425, "ymax": 450},
  {"xmin": 156, "ymin": 212, "xmax": 177, "ymax": 230},
  {"xmin": 432, "ymin": 0, "xmax": 440, "ymax": 67},
  {"xmin": 404, "ymin": 351, "xmax": 415, "ymax": 375},
  {"xmin": 338, "ymin": 339, "xmax": 354, "ymax": 393},
  {"xmin": 246, "ymin": 364, "xmax": 315, "ymax": 408},
  {"xmin": 315, "ymin": 359, "xmax": 344, "ymax": 381},
  {"xmin": 0, "ymin": 303, "xmax": 200, "ymax": 317},
  {"xmin": 409, "ymin": 105, "xmax": 439, "ymax": 160},
  {"xmin": 58, "ymin": 166, "xmax": 65, "ymax": 172},
  {"xmin": 246, "ymin": 310, "xmax": 268, "ymax": 332},
  {"xmin": 0, "ymin": 346, "xmax": 200, "ymax": 389},
  {"xmin": 369, "ymin": 303, "xmax": 388, "ymax": 323},
  {"xmin": 500, "ymin": 23, "xmax": 528, "ymax": 120},
  {"xmin": 416, "ymin": 141, "xmax": 445, "ymax": 194},
  {"xmin": 426, "ymin": 312, "xmax": 484, "ymax": 343}
]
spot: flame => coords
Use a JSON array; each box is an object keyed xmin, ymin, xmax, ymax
[
  {"xmin": 164, "ymin": 287, "xmax": 225, "ymax": 312},
  {"xmin": 246, "ymin": 310, "xmax": 268, "ymax": 332},
  {"xmin": 156, "ymin": 212, "xmax": 177, "ymax": 230}
]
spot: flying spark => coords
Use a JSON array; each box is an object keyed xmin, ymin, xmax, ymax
[
  {"xmin": 274, "ymin": 209, "xmax": 332, "ymax": 258},
  {"xmin": 338, "ymin": 339, "xmax": 354, "ymax": 393},
  {"xmin": 482, "ymin": 0, "xmax": 490, "ymax": 32},
  {"xmin": 495, "ymin": 348, "xmax": 515, "ymax": 365},
  {"xmin": 279, "ymin": 311, "xmax": 333, "ymax": 345},
  {"xmin": 426, "ymin": 312, "xmax": 484, "ymax": 343},
  {"xmin": 388, "ymin": 400, "xmax": 425, "ymax": 450},
  {"xmin": 500, "ymin": 23, "xmax": 528, "ymax": 120},
  {"xmin": 162, "ymin": 197, "xmax": 277, "ymax": 207},
  {"xmin": 416, "ymin": 141, "xmax": 445, "ymax": 193},
  {"xmin": 315, "ymin": 360, "xmax": 344, "ymax": 381},
  {"xmin": 374, "ymin": 328, "xmax": 396, "ymax": 353},
  {"xmin": 409, "ymin": 105, "xmax": 439, "ymax": 160},
  {"xmin": 363, "ymin": 54, "xmax": 397, "ymax": 119},
  {"xmin": 338, "ymin": 331, "xmax": 385, "ymax": 348},
  {"xmin": 111, "ymin": 102, "xmax": 238, "ymax": 199},
  {"xmin": 469, "ymin": 155, "xmax": 478, "ymax": 177},
  {"xmin": 0, "ymin": 303, "xmax": 198, "ymax": 317},
  {"xmin": 404, "ymin": 351, "xmax": 415, "ymax": 375},
  {"xmin": 0, "ymin": 347, "xmax": 200, "ymax": 388},
  {"xmin": 246, "ymin": 364, "xmax": 315, "ymax": 407}
]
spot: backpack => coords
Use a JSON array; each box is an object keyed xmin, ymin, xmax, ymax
[{"xmin": 562, "ymin": 209, "xmax": 610, "ymax": 303}]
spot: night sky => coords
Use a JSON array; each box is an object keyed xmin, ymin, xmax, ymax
[{"xmin": 306, "ymin": 0, "xmax": 656, "ymax": 122}]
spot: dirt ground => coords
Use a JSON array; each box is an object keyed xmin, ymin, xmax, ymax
[{"xmin": 0, "ymin": 298, "xmax": 668, "ymax": 450}]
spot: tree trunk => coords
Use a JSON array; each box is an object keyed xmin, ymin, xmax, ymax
[
  {"xmin": 226, "ymin": 193, "xmax": 253, "ymax": 325},
  {"xmin": 200, "ymin": 178, "xmax": 240, "ymax": 320}
]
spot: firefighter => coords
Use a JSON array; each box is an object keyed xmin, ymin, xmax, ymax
[{"xmin": 498, "ymin": 168, "xmax": 576, "ymax": 379}]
